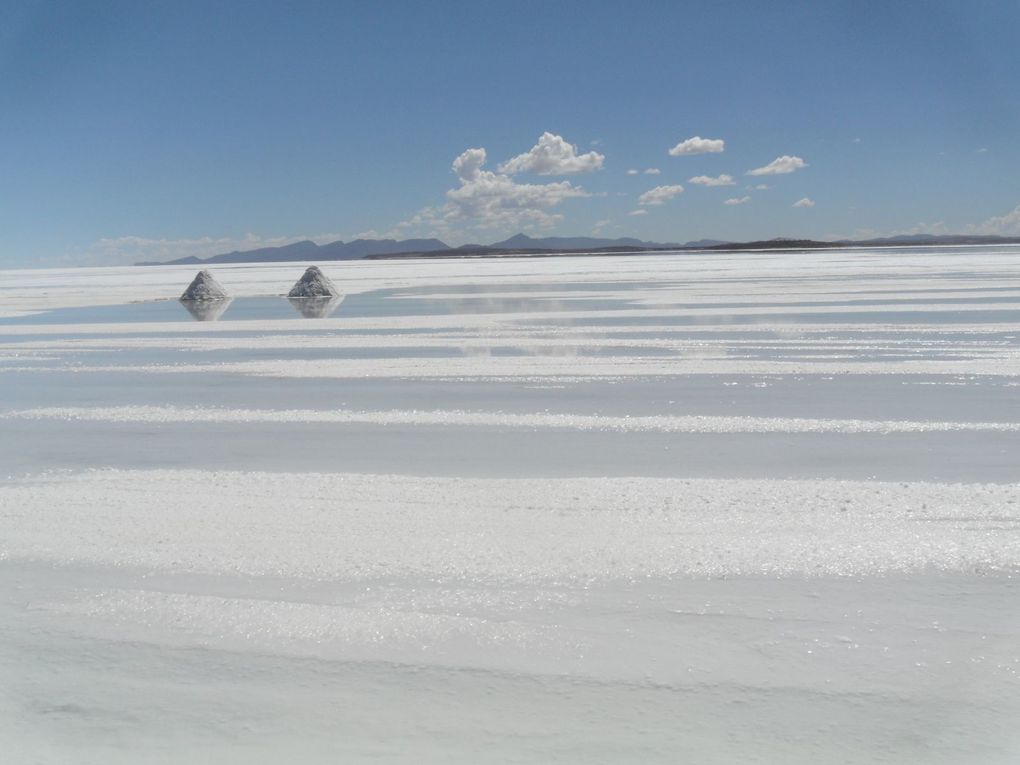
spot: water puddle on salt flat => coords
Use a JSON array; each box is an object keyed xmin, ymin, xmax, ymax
[
  {"xmin": 0, "ymin": 297, "xmax": 340, "ymax": 325},
  {"xmin": 0, "ymin": 287, "xmax": 641, "ymax": 325},
  {"xmin": 523, "ymin": 308, "xmax": 1020, "ymax": 327}
]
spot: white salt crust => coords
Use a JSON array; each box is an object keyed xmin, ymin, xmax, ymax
[
  {"xmin": 7, "ymin": 405, "xmax": 1020, "ymax": 434},
  {"xmin": 2, "ymin": 469, "xmax": 1017, "ymax": 581}
]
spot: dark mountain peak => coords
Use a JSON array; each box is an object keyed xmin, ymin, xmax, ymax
[
  {"xmin": 319, "ymin": 238, "xmax": 451, "ymax": 259},
  {"xmin": 495, "ymin": 233, "xmax": 536, "ymax": 248},
  {"xmin": 203, "ymin": 239, "xmax": 322, "ymax": 264},
  {"xmin": 683, "ymin": 238, "xmax": 730, "ymax": 248},
  {"xmin": 489, "ymin": 233, "xmax": 681, "ymax": 251}
]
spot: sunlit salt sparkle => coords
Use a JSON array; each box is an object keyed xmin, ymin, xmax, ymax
[{"xmin": 2, "ymin": 469, "xmax": 1018, "ymax": 579}]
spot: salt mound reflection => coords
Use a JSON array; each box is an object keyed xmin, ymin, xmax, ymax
[
  {"xmin": 180, "ymin": 297, "xmax": 232, "ymax": 321},
  {"xmin": 289, "ymin": 296, "xmax": 343, "ymax": 319}
]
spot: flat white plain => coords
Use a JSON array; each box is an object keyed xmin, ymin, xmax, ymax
[{"xmin": 1, "ymin": 247, "xmax": 1019, "ymax": 764}]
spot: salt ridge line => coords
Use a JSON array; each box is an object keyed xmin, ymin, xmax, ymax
[
  {"xmin": 3, "ymin": 333, "xmax": 1011, "ymax": 352},
  {"xmin": 3, "ymin": 320, "xmax": 1018, "ymax": 337},
  {"xmin": 37, "ymin": 588, "xmax": 546, "ymax": 655},
  {"xmin": 3, "ymin": 469, "xmax": 1018, "ymax": 579},
  {"xmin": 44, "ymin": 355, "xmax": 1020, "ymax": 378},
  {"xmin": 9, "ymin": 405, "xmax": 1020, "ymax": 434}
]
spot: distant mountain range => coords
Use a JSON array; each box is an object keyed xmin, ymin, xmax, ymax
[
  {"xmin": 140, "ymin": 237, "xmax": 451, "ymax": 266},
  {"xmin": 136, "ymin": 232, "xmax": 1020, "ymax": 266}
]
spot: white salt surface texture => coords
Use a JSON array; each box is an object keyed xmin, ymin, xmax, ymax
[
  {"xmin": 287, "ymin": 265, "xmax": 340, "ymax": 298},
  {"xmin": 2, "ymin": 247, "xmax": 1020, "ymax": 763},
  {"xmin": 3, "ymin": 469, "xmax": 1018, "ymax": 579},
  {"xmin": 179, "ymin": 269, "xmax": 228, "ymax": 301}
]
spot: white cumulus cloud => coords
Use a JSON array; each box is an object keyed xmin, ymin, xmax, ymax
[
  {"xmin": 638, "ymin": 185, "xmax": 685, "ymax": 206},
  {"xmin": 644, "ymin": 168, "xmax": 661, "ymax": 175},
  {"xmin": 689, "ymin": 174, "xmax": 735, "ymax": 187},
  {"xmin": 747, "ymin": 155, "xmax": 808, "ymax": 176},
  {"xmin": 626, "ymin": 169, "xmax": 639, "ymax": 175},
  {"xmin": 448, "ymin": 147, "xmax": 590, "ymax": 225},
  {"xmin": 793, "ymin": 197, "xmax": 816, "ymax": 208},
  {"xmin": 452, "ymin": 148, "xmax": 488, "ymax": 181},
  {"xmin": 390, "ymin": 146, "xmax": 592, "ymax": 241},
  {"xmin": 724, "ymin": 196, "xmax": 750, "ymax": 206},
  {"xmin": 668, "ymin": 136, "xmax": 725, "ymax": 156},
  {"xmin": 498, "ymin": 132, "xmax": 605, "ymax": 175}
]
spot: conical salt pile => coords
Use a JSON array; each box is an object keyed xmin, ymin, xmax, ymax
[
  {"xmin": 288, "ymin": 266, "xmax": 339, "ymax": 298},
  {"xmin": 180, "ymin": 270, "xmax": 228, "ymax": 301}
]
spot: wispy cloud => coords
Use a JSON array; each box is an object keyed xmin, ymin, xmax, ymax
[
  {"xmin": 644, "ymin": 168, "xmax": 661, "ymax": 175},
  {"xmin": 626, "ymin": 169, "xmax": 639, "ymax": 175},
  {"xmin": 793, "ymin": 197, "xmax": 815, "ymax": 208},
  {"xmin": 498, "ymin": 132, "xmax": 605, "ymax": 175},
  {"xmin": 638, "ymin": 185, "xmax": 685, "ymax": 206},
  {"xmin": 723, "ymin": 196, "xmax": 750, "ymax": 206},
  {"xmin": 689, "ymin": 174, "xmax": 735, "ymax": 187},
  {"xmin": 628, "ymin": 209, "xmax": 649, "ymax": 216},
  {"xmin": 970, "ymin": 202, "xmax": 1020, "ymax": 234},
  {"xmin": 891, "ymin": 221, "xmax": 949, "ymax": 236},
  {"xmin": 668, "ymin": 136, "xmax": 725, "ymax": 156},
  {"xmin": 747, "ymin": 155, "xmax": 807, "ymax": 176},
  {"xmin": 826, "ymin": 202, "xmax": 1020, "ymax": 241}
]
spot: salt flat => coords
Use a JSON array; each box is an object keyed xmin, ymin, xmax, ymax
[{"xmin": 1, "ymin": 247, "xmax": 1019, "ymax": 763}]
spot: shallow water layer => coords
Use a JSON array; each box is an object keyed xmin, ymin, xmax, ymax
[{"xmin": 0, "ymin": 288, "xmax": 644, "ymax": 325}]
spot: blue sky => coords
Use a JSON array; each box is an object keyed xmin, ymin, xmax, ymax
[{"xmin": 2, "ymin": 0, "xmax": 1018, "ymax": 266}]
